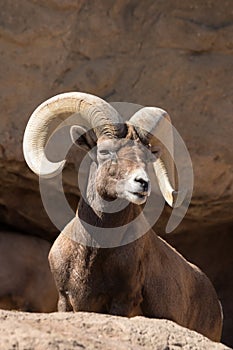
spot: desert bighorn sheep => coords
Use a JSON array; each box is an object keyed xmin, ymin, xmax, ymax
[{"xmin": 23, "ymin": 92, "xmax": 222, "ymax": 341}]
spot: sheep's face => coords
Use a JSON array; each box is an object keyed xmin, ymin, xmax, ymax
[{"xmin": 95, "ymin": 136, "xmax": 158, "ymax": 205}]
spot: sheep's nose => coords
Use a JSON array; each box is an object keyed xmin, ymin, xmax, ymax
[{"xmin": 134, "ymin": 176, "xmax": 149, "ymax": 192}]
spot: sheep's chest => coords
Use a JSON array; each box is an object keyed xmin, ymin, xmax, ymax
[{"xmin": 67, "ymin": 246, "xmax": 144, "ymax": 316}]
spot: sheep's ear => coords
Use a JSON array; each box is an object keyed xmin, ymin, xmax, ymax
[
  {"xmin": 70, "ymin": 125, "xmax": 97, "ymax": 151},
  {"xmin": 70, "ymin": 125, "xmax": 97, "ymax": 161}
]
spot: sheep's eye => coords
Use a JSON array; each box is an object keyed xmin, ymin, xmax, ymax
[
  {"xmin": 99, "ymin": 149, "xmax": 110, "ymax": 156},
  {"xmin": 151, "ymin": 146, "xmax": 161, "ymax": 158}
]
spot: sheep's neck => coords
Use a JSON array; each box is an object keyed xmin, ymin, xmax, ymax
[
  {"xmin": 76, "ymin": 163, "xmax": 145, "ymax": 246},
  {"xmin": 78, "ymin": 196, "xmax": 142, "ymax": 228},
  {"xmin": 77, "ymin": 194, "xmax": 143, "ymax": 248}
]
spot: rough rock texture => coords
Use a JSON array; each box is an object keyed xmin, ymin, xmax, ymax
[
  {"xmin": 0, "ymin": 0, "xmax": 232, "ymax": 347},
  {"xmin": 0, "ymin": 0, "xmax": 232, "ymax": 235},
  {"xmin": 0, "ymin": 231, "xmax": 58, "ymax": 312},
  {"xmin": 0, "ymin": 310, "xmax": 231, "ymax": 350}
]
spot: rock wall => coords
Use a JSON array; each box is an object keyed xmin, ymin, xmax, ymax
[
  {"xmin": 0, "ymin": 231, "xmax": 58, "ymax": 312},
  {"xmin": 0, "ymin": 0, "xmax": 232, "ymax": 347},
  {"xmin": 0, "ymin": 0, "xmax": 232, "ymax": 235}
]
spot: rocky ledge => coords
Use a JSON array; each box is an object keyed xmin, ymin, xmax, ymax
[{"xmin": 0, "ymin": 310, "xmax": 231, "ymax": 350}]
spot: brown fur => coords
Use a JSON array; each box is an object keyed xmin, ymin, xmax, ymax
[{"xmin": 49, "ymin": 128, "xmax": 223, "ymax": 342}]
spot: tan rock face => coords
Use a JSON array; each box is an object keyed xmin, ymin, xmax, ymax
[
  {"xmin": 0, "ymin": 0, "xmax": 232, "ymax": 347},
  {"xmin": 0, "ymin": 310, "xmax": 231, "ymax": 350},
  {"xmin": 0, "ymin": 231, "xmax": 58, "ymax": 312},
  {"xmin": 0, "ymin": 0, "xmax": 232, "ymax": 233}
]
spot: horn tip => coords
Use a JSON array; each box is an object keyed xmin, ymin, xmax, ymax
[{"xmin": 172, "ymin": 190, "xmax": 186, "ymax": 208}]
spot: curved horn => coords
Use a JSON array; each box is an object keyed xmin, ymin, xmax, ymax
[
  {"xmin": 23, "ymin": 92, "xmax": 123, "ymax": 177},
  {"xmin": 129, "ymin": 107, "xmax": 177, "ymax": 207}
]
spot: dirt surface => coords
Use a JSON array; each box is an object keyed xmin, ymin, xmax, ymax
[{"xmin": 0, "ymin": 310, "xmax": 231, "ymax": 350}]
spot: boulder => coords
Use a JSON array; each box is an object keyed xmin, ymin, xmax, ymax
[
  {"xmin": 0, "ymin": 310, "xmax": 231, "ymax": 350},
  {"xmin": 0, "ymin": 231, "xmax": 58, "ymax": 312},
  {"xmin": 0, "ymin": 0, "xmax": 232, "ymax": 236}
]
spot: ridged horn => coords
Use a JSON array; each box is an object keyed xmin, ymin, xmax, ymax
[
  {"xmin": 23, "ymin": 92, "xmax": 123, "ymax": 177},
  {"xmin": 129, "ymin": 107, "xmax": 177, "ymax": 207}
]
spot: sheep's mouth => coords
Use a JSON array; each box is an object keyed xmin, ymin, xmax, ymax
[
  {"xmin": 130, "ymin": 191, "xmax": 149, "ymax": 199},
  {"xmin": 132, "ymin": 192, "xmax": 146, "ymax": 198},
  {"xmin": 117, "ymin": 189, "xmax": 149, "ymax": 205},
  {"xmin": 124, "ymin": 191, "xmax": 149, "ymax": 205}
]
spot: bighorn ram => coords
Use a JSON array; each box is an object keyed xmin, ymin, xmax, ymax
[
  {"xmin": 23, "ymin": 92, "xmax": 223, "ymax": 341},
  {"xmin": 0, "ymin": 231, "xmax": 58, "ymax": 312}
]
